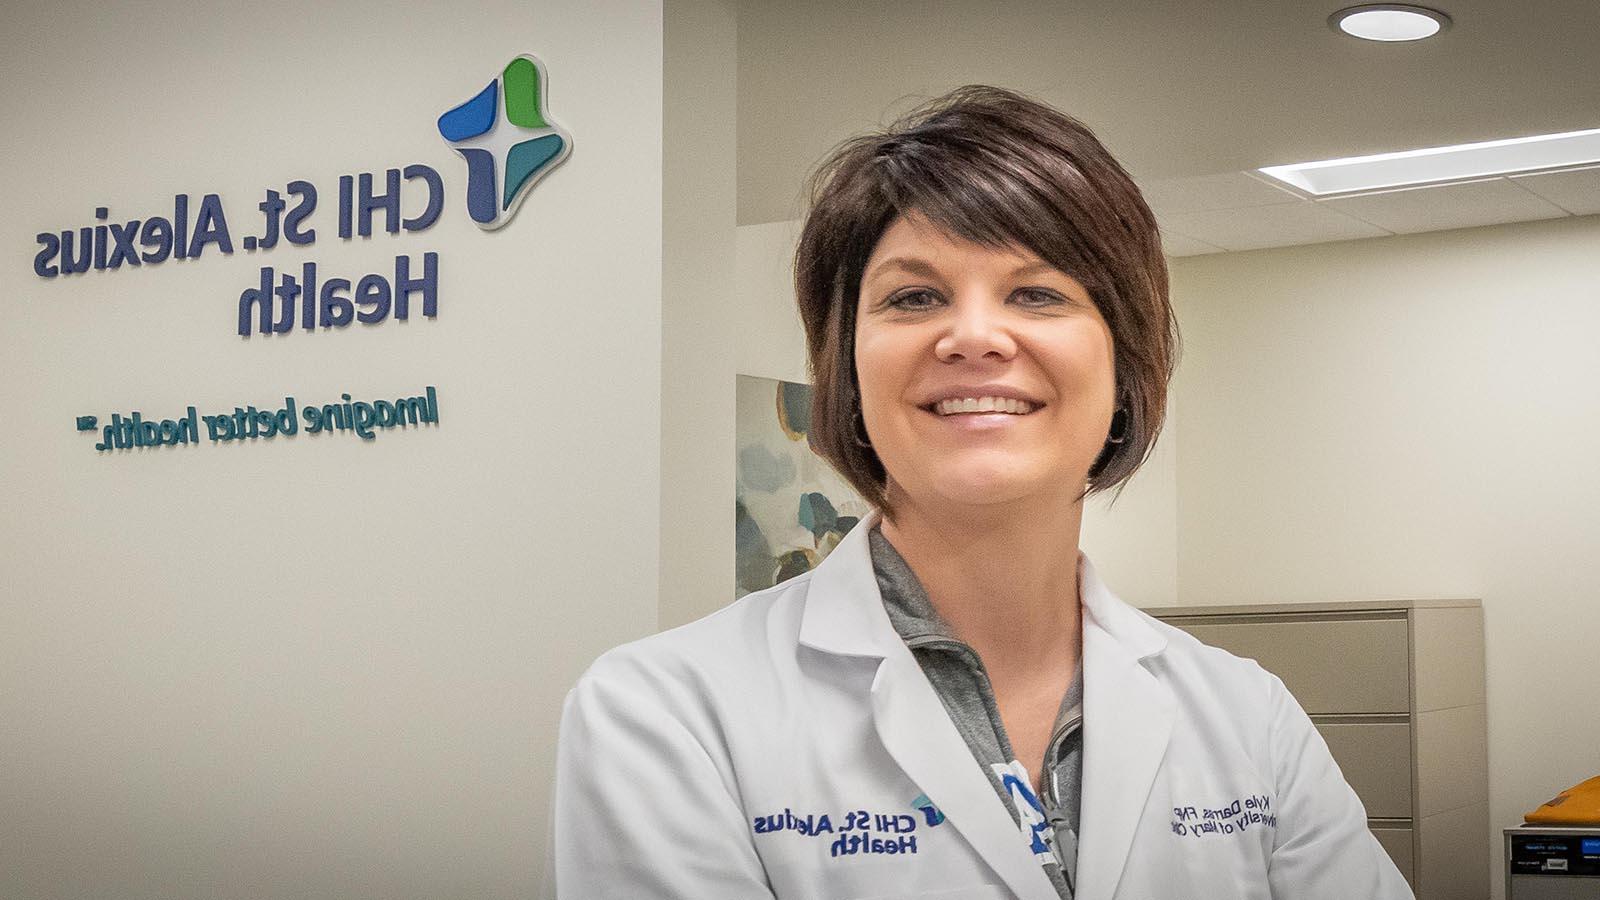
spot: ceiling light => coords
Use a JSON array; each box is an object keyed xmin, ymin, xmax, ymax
[
  {"xmin": 1258, "ymin": 127, "xmax": 1600, "ymax": 196},
  {"xmin": 1330, "ymin": 4, "xmax": 1451, "ymax": 41}
]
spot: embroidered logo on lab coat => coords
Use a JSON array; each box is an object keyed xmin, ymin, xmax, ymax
[
  {"xmin": 750, "ymin": 801, "xmax": 943, "ymax": 859},
  {"xmin": 911, "ymin": 792, "xmax": 945, "ymax": 826}
]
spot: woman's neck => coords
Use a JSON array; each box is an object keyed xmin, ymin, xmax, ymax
[{"xmin": 877, "ymin": 484, "xmax": 1084, "ymax": 682}]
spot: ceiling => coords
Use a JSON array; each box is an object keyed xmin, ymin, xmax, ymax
[{"xmin": 736, "ymin": 0, "xmax": 1600, "ymax": 254}]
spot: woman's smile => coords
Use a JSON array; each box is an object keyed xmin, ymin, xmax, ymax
[
  {"xmin": 919, "ymin": 384, "xmax": 1047, "ymax": 436},
  {"xmin": 929, "ymin": 397, "xmax": 1038, "ymax": 415},
  {"xmin": 919, "ymin": 395, "xmax": 1044, "ymax": 441}
]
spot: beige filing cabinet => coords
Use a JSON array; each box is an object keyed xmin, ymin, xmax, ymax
[{"xmin": 1140, "ymin": 599, "xmax": 1488, "ymax": 900}]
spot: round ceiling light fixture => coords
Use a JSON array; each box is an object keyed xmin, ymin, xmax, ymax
[{"xmin": 1330, "ymin": 4, "xmax": 1452, "ymax": 41}]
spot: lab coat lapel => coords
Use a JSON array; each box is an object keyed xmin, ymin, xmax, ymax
[
  {"xmin": 800, "ymin": 514, "xmax": 1057, "ymax": 900},
  {"xmin": 871, "ymin": 651, "xmax": 1060, "ymax": 900},
  {"xmin": 1073, "ymin": 556, "xmax": 1174, "ymax": 900}
]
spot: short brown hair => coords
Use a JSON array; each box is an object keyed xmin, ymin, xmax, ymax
[{"xmin": 794, "ymin": 84, "xmax": 1178, "ymax": 512}]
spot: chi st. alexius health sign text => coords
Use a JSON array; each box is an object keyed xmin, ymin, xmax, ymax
[{"xmin": 32, "ymin": 166, "xmax": 443, "ymax": 337}]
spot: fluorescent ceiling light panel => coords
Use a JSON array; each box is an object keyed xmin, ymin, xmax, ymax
[{"xmin": 1258, "ymin": 127, "xmax": 1600, "ymax": 196}]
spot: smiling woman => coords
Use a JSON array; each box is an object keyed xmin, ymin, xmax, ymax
[
  {"xmin": 795, "ymin": 86, "xmax": 1175, "ymax": 516},
  {"xmin": 547, "ymin": 86, "xmax": 1414, "ymax": 900}
]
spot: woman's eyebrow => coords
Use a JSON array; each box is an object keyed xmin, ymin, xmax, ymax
[
  {"xmin": 864, "ymin": 256, "xmax": 1064, "ymax": 283},
  {"xmin": 1010, "ymin": 260, "xmax": 1057, "ymax": 278},
  {"xmin": 864, "ymin": 256, "xmax": 941, "ymax": 283}
]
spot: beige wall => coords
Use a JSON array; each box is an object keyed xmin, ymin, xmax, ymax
[
  {"xmin": 735, "ymin": 220, "xmax": 811, "ymax": 385},
  {"xmin": 0, "ymin": 3, "xmax": 663, "ymax": 898},
  {"xmin": 661, "ymin": 0, "xmax": 738, "ymax": 628},
  {"xmin": 1171, "ymin": 215, "xmax": 1600, "ymax": 900}
]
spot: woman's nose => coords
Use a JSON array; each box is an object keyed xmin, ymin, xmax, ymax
[{"xmin": 934, "ymin": 296, "xmax": 1018, "ymax": 362}]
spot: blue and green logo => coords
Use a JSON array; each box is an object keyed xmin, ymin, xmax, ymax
[
  {"xmin": 437, "ymin": 54, "xmax": 572, "ymax": 230},
  {"xmin": 911, "ymin": 793, "xmax": 945, "ymax": 827}
]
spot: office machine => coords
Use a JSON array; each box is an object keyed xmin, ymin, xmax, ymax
[{"xmin": 1506, "ymin": 826, "xmax": 1600, "ymax": 899}]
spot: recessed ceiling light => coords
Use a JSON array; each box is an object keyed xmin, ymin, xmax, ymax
[
  {"xmin": 1330, "ymin": 4, "xmax": 1451, "ymax": 42},
  {"xmin": 1258, "ymin": 127, "xmax": 1600, "ymax": 196}
]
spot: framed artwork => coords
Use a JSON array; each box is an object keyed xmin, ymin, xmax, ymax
[{"xmin": 735, "ymin": 375, "xmax": 870, "ymax": 599}]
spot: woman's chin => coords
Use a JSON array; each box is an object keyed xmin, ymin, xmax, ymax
[
  {"xmin": 896, "ymin": 461, "xmax": 1094, "ymax": 512},
  {"xmin": 885, "ymin": 452, "xmax": 1087, "ymax": 512},
  {"xmin": 919, "ymin": 468, "xmax": 1040, "ymax": 510}
]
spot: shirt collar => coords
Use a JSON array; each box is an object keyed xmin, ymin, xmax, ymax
[
  {"xmin": 868, "ymin": 524, "xmax": 952, "ymax": 644},
  {"xmin": 797, "ymin": 510, "xmax": 1168, "ymax": 664}
]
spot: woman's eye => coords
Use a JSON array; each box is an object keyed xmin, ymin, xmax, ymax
[
  {"xmin": 886, "ymin": 289, "xmax": 941, "ymax": 310},
  {"xmin": 1013, "ymin": 288, "xmax": 1066, "ymax": 307}
]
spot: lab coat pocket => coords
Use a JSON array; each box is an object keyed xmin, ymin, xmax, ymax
[{"xmin": 850, "ymin": 886, "xmax": 1011, "ymax": 900}]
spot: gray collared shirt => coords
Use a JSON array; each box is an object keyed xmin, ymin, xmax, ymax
[{"xmin": 870, "ymin": 526, "xmax": 1082, "ymax": 899}]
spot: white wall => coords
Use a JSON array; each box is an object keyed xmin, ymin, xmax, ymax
[
  {"xmin": 732, "ymin": 219, "xmax": 1181, "ymax": 606},
  {"xmin": 734, "ymin": 220, "xmax": 810, "ymax": 384},
  {"xmin": 1171, "ymin": 215, "xmax": 1600, "ymax": 900},
  {"xmin": 1079, "ymin": 394, "xmax": 1178, "ymax": 608},
  {"xmin": 661, "ymin": 0, "xmax": 738, "ymax": 629},
  {"xmin": 0, "ymin": 3, "xmax": 662, "ymax": 898}
]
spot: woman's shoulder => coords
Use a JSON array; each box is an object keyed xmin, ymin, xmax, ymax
[
  {"xmin": 555, "ymin": 571, "xmax": 829, "ymax": 782},
  {"xmin": 1134, "ymin": 610, "xmax": 1289, "ymax": 708},
  {"xmin": 572, "ymin": 569, "xmax": 819, "ymax": 704}
]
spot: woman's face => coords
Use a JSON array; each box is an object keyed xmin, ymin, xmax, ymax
[{"xmin": 854, "ymin": 212, "xmax": 1117, "ymax": 511}]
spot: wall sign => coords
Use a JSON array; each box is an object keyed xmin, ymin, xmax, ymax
[
  {"xmin": 34, "ymin": 53, "xmax": 572, "ymax": 453},
  {"xmin": 438, "ymin": 54, "xmax": 573, "ymax": 230}
]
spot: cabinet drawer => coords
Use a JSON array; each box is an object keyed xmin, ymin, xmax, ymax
[
  {"xmin": 1372, "ymin": 826, "xmax": 1414, "ymax": 888},
  {"xmin": 1163, "ymin": 615, "xmax": 1410, "ymax": 714},
  {"xmin": 1316, "ymin": 721, "xmax": 1412, "ymax": 819}
]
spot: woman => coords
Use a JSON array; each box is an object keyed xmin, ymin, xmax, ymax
[{"xmin": 547, "ymin": 86, "xmax": 1412, "ymax": 900}]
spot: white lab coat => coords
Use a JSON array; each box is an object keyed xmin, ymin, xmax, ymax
[{"xmin": 547, "ymin": 512, "xmax": 1414, "ymax": 900}]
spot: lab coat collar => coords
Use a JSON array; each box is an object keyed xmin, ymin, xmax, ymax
[
  {"xmin": 798, "ymin": 512, "xmax": 1175, "ymax": 900},
  {"xmin": 797, "ymin": 511, "xmax": 1170, "ymax": 662},
  {"xmin": 1076, "ymin": 553, "xmax": 1168, "ymax": 662},
  {"xmin": 797, "ymin": 510, "xmax": 900, "ymax": 659}
]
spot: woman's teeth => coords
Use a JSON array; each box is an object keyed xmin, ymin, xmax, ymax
[{"xmin": 933, "ymin": 397, "xmax": 1036, "ymax": 415}]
